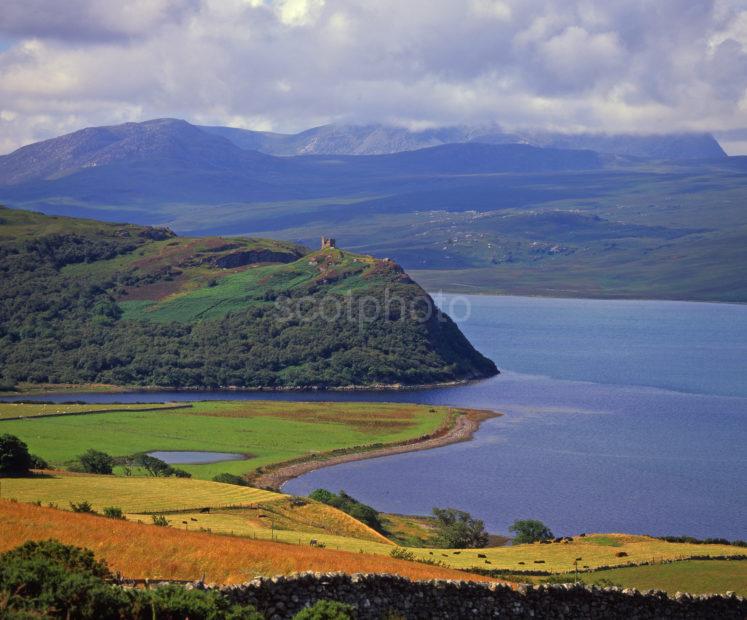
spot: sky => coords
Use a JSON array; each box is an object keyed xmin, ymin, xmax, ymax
[{"xmin": 1, "ymin": 0, "xmax": 747, "ymax": 154}]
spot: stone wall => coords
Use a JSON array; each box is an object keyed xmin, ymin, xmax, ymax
[{"xmin": 202, "ymin": 572, "xmax": 747, "ymax": 619}]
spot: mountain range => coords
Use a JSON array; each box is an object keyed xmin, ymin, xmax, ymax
[
  {"xmin": 200, "ymin": 123, "xmax": 726, "ymax": 160},
  {"xmin": 0, "ymin": 118, "xmax": 744, "ymax": 302}
]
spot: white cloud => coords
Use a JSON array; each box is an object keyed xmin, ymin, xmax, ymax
[
  {"xmin": 276, "ymin": 0, "xmax": 325, "ymax": 26},
  {"xmin": 0, "ymin": 0, "xmax": 746, "ymax": 153}
]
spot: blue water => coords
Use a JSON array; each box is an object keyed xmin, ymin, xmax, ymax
[
  {"xmin": 147, "ymin": 451, "xmax": 245, "ymax": 464},
  {"xmin": 7, "ymin": 295, "xmax": 747, "ymax": 538}
]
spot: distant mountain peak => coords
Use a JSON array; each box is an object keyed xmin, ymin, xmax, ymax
[{"xmin": 0, "ymin": 118, "xmax": 269, "ymax": 186}]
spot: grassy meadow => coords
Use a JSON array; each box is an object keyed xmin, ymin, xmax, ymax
[
  {"xmin": 0, "ymin": 402, "xmax": 184, "ymax": 420},
  {"xmin": 0, "ymin": 473, "xmax": 282, "ymax": 513},
  {"xmin": 402, "ymin": 533, "xmax": 744, "ymax": 573},
  {"xmin": 577, "ymin": 560, "xmax": 747, "ymax": 596},
  {"xmin": 0, "ymin": 400, "xmax": 450, "ymax": 478}
]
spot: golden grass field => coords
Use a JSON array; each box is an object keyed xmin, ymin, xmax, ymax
[
  {"xmin": 2, "ymin": 473, "xmax": 741, "ymax": 576},
  {"xmin": 0, "ymin": 500, "xmax": 497, "ymax": 585},
  {"xmin": 0, "ymin": 472, "xmax": 282, "ymax": 513},
  {"xmin": 406, "ymin": 533, "xmax": 744, "ymax": 573}
]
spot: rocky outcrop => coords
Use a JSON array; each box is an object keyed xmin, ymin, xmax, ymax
[{"xmin": 214, "ymin": 249, "xmax": 301, "ymax": 268}]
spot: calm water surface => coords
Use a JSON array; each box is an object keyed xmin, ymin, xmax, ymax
[{"xmin": 10, "ymin": 295, "xmax": 747, "ymax": 538}]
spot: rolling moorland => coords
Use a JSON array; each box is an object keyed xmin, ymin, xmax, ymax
[
  {"xmin": 0, "ymin": 206, "xmax": 496, "ymax": 390},
  {"xmin": 1, "ymin": 119, "xmax": 746, "ymax": 301},
  {"xmin": 1, "ymin": 400, "xmax": 745, "ymax": 598}
]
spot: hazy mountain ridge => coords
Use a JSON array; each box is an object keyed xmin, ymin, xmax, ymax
[
  {"xmin": 0, "ymin": 118, "xmax": 743, "ymax": 302},
  {"xmin": 201, "ymin": 123, "xmax": 726, "ymax": 160},
  {"xmin": 0, "ymin": 119, "xmax": 606, "ymax": 202}
]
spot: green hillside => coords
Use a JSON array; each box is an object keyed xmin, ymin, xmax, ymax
[{"xmin": 0, "ymin": 207, "xmax": 497, "ymax": 389}]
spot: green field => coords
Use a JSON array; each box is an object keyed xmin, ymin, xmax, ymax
[
  {"xmin": 118, "ymin": 248, "xmax": 377, "ymax": 323},
  {"xmin": 577, "ymin": 560, "xmax": 747, "ymax": 596},
  {"xmin": 0, "ymin": 402, "xmax": 183, "ymax": 420},
  {"xmin": 0, "ymin": 400, "xmax": 451, "ymax": 478}
]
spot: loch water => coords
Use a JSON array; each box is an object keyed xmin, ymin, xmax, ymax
[{"xmin": 13, "ymin": 295, "xmax": 747, "ymax": 539}]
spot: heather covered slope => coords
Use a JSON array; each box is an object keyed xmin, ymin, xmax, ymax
[{"xmin": 0, "ymin": 207, "xmax": 497, "ymax": 389}]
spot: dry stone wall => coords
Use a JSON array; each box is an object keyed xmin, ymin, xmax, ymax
[{"xmin": 197, "ymin": 572, "xmax": 747, "ymax": 619}]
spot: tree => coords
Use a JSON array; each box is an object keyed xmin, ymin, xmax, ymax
[
  {"xmin": 131, "ymin": 454, "xmax": 190, "ymax": 478},
  {"xmin": 0, "ymin": 434, "xmax": 32, "ymax": 474},
  {"xmin": 309, "ymin": 489, "xmax": 382, "ymax": 532},
  {"xmin": 509, "ymin": 519, "xmax": 554, "ymax": 544},
  {"xmin": 78, "ymin": 449, "xmax": 114, "ymax": 475},
  {"xmin": 309, "ymin": 488, "xmax": 336, "ymax": 504},
  {"xmin": 432, "ymin": 507, "xmax": 489, "ymax": 548}
]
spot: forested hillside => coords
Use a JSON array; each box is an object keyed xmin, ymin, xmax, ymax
[{"xmin": 0, "ymin": 207, "xmax": 496, "ymax": 389}]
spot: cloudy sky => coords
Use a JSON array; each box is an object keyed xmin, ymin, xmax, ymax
[{"xmin": 1, "ymin": 0, "xmax": 747, "ymax": 154}]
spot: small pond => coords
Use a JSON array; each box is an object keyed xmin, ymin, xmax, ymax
[{"xmin": 147, "ymin": 451, "xmax": 246, "ymax": 464}]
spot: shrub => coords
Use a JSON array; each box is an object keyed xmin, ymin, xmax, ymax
[
  {"xmin": 102, "ymin": 506, "xmax": 125, "ymax": 520},
  {"xmin": 0, "ymin": 539, "xmax": 132, "ymax": 619},
  {"xmin": 213, "ymin": 473, "xmax": 248, "ymax": 486},
  {"xmin": 293, "ymin": 599, "xmax": 356, "ymax": 619},
  {"xmin": 70, "ymin": 500, "xmax": 96, "ymax": 514},
  {"xmin": 309, "ymin": 488, "xmax": 336, "ymax": 504},
  {"xmin": 152, "ymin": 514, "xmax": 169, "ymax": 527},
  {"xmin": 389, "ymin": 547, "xmax": 416, "ymax": 561},
  {"xmin": 29, "ymin": 454, "xmax": 49, "ymax": 470},
  {"xmin": 145, "ymin": 584, "xmax": 263, "ymax": 620},
  {"xmin": 78, "ymin": 449, "xmax": 114, "ymax": 475},
  {"xmin": 509, "ymin": 519, "xmax": 554, "ymax": 544},
  {"xmin": 0, "ymin": 540, "xmax": 263, "ymax": 619},
  {"xmin": 0, "ymin": 434, "xmax": 32, "ymax": 474}
]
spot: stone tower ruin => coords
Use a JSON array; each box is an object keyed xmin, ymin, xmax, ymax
[{"xmin": 321, "ymin": 236, "xmax": 336, "ymax": 249}]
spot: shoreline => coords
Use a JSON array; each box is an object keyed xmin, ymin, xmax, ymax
[
  {"xmin": 0, "ymin": 377, "xmax": 496, "ymax": 399},
  {"xmin": 248, "ymin": 408, "xmax": 500, "ymax": 491}
]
